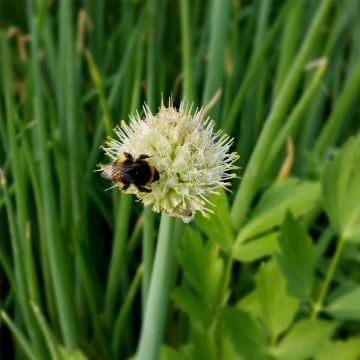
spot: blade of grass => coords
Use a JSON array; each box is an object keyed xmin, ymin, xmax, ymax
[
  {"xmin": 112, "ymin": 265, "xmax": 143, "ymax": 358},
  {"xmin": 30, "ymin": 302, "xmax": 62, "ymax": 360},
  {"xmin": 84, "ymin": 49, "xmax": 113, "ymax": 136},
  {"xmin": 0, "ymin": 42, "xmax": 47, "ymax": 355},
  {"xmin": 179, "ymin": 0, "xmax": 195, "ymax": 103},
  {"xmin": 104, "ymin": 36, "xmax": 144, "ymax": 325},
  {"xmin": 28, "ymin": 1, "xmax": 78, "ymax": 348},
  {"xmin": 313, "ymin": 57, "xmax": 360, "ymax": 159},
  {"xmin": 202, "ymin": 0, "xmax": 231, "ymax": 119},
  {"xmin": 223, "ymin": 4, "xmax": 289, "ymax": 134},
  {"xmin": 238, "ymin": 0, "xmax": 272, "ymax": 163},
  {"xmin": 273, "ymin": 0, "xmax": 303, "ymax": 97},
  {"xmin": 231, "ymin": 0, "xmax": 332, "ymax": 230},
  {"xmin": 264, "ymin": 61, "xmax": 327, "ymax": 178},
  {"xmin": 1, "ymin": 311, "xmax": 38, "ymax": 360},
  {"xmin": 1, "ymin": 36, "xmax": 40, "ymax": 308}
]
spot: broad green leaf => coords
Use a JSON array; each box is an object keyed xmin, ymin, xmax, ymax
[
  {"xmin": 221, "ymin": 337, "xmax": 242, "ymax": 360},
  {"xmin": 325, "ymin": 287, "xmax": 360, "ymax": 320},
  {"xmin": 272, "ymin": 319, "xmax": 336, "ymax": 360},
  {"xmin": 315, "ymin": 337, "xmax": 360, "ymax": 360},
  {"xmin": 233, "ymin": 231, "xmax": 279, "ymax": 263},
  {"xmin": 178, "ymin": 228, "xmax": 224, "ymax": 304},
  {"xmin": 172, "ymin": 286, "xmax": 212, "ymax": 326},
  {"xmin": 195, "ymin": 188, "xmax": 234, "ymax": 252},
  {"xmin": 160, "ymin": 346, "xmax": 184, "ymax": 360},
  {"xmin": 237, "ymin": 178, "xmax": 321, "ymax": 242},
  {"xmin": 322, "ymin": 134, "xmax": 360, "ymax": 242},
  {"xmin": 237, "ymin": 289, "xmax": 262, "ymax": 319},
  {"xmin": 255, "ymin": 261, "xmax": 298, "ymax": 341},
  {"xmin": 276, "ymin": 212, "xmax": 315, "ymax": 301},
  {"xmin": 182, "ymin": 325, "xmax": 217, "ymax": 360},
  {"xmin": 221, "ymin": 307, "xmax": 267, "ymax": 360}
]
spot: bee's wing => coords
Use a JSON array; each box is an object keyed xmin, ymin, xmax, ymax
[
  {"xmin": 100, "ymin": 163, "xmax": 115, "ymax": 180},
  {"xmin": 122, "ymin": 163, "xmax": 143, "ymax": 173}
]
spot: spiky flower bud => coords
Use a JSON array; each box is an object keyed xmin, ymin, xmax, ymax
[{"xmin": 100, "ymin": 101, "xmax": 239, "ymax": 223}]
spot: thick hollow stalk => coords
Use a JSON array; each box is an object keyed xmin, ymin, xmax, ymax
[{"xmin": 137, "ymin": 214, "xmax": 176, "ymax": 360}]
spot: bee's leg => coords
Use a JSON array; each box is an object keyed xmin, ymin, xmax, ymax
[
  {"xmin": 137, "ymin": 185, "xmax": 152, "ymax": 193},
  {"xmin": 122, "ymin": 183, "xmax": 130, "ymax": 191},
  {"xmin": 124, "ymin": 152, "xmax": 134, "ymax": 161},
  {"xmin": 153, "ymin": 169, "xmax": 160, "ymax": 182},
  {"xmin": 138, "ymin": 154, "xmax": 150, "ymax": 160}
]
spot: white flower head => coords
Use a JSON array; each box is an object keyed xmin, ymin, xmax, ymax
[{"xmin": 100, "ymin": 100, "xmax": 239, "ymax": 223}]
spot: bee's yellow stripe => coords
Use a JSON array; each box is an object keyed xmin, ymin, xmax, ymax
[{"xmin": 148, "ymin": 166, "xmax": 156, "ymax": 185}]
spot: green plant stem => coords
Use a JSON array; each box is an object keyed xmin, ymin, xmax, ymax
[
  {"xmin": 231, "ymin": 0, "xmax": 332, "ymax": 231},
  {"xmin": 137, "ymin": 214, "xmax": 176, "ymax": 360},
  {"xmin": 142, "ymin": 207, "xmax": 155, "ymax": 313},
  {"xmin": 311, "ymin": 235, "xmax": 346, "ymax": 318}
]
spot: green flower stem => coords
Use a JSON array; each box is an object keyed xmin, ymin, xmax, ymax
[
  {"xmin": 311, "ymin": 234, "xmax": 346, "ymax": 318},
  {"xmin": 142, "ymin": 207, "xmax": 155, "ymax": 312},
  {"xmin": 231, "ymin": 0, "xmax": 332, "ymax": 231},
  {"xmin": 137, "ymin": 214, "xmax": 176, "ymax": 360}
]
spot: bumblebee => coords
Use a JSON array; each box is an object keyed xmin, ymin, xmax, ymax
[{"xmin": 101, "ymin": 152, "xmax": 159, "ymax": 193}]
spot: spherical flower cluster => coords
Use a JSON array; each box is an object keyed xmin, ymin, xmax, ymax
[{"xmin": 100, "ymin": 101, "xmax": 239, "ymax": 223}]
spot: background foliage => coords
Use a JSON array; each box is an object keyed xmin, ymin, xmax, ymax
[{"xmin": 0, "ymin": 0, "xmax": 360, "ymax": 359}]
